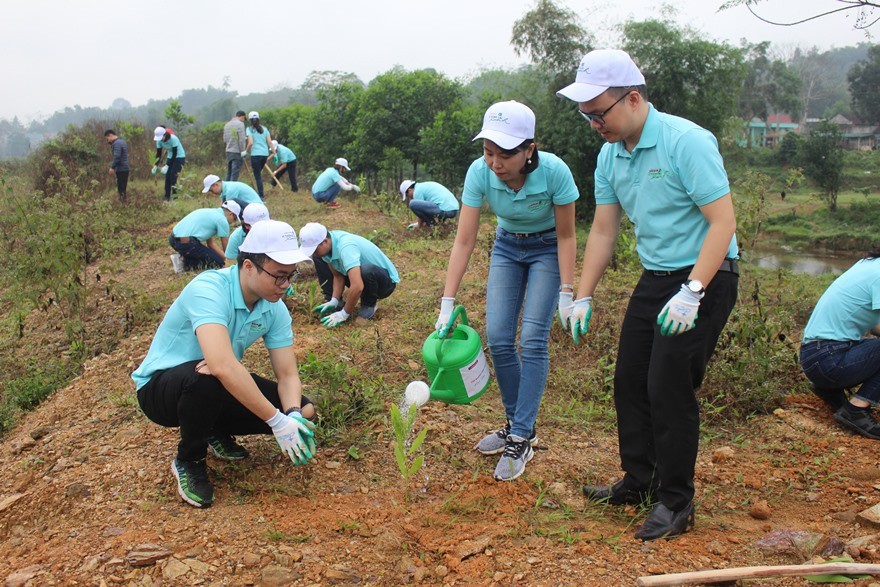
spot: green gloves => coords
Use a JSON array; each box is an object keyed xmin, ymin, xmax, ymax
[
  {"xmin": 570, "ymin": 297, "xmax": 593, "ymax": 345},
  {"xmin": 313, "ymin": 297, "xmax": 340, "ymax": 317},
  {"xmin": 657, "ymin": 284, "xmax": 702, "ymax": 336}
]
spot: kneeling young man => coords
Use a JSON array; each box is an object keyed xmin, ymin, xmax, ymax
[{"xmin": 133, "ymin": 220, "xmax": 317, "ymax": 508}]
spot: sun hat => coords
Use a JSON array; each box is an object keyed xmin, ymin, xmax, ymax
[
  {"xmin": 556, "ymin": 49, "xmax": 646, "ymax": 103},
  {"xmin": 334, "ymin": 157, "xmax": 350, "ymax": 171},
  {"xmin": 153, "ymin": 126, "xmax": 166, "ymax": 141},
  {"xmin": 473, "ymin": 100, "xmax": 536, "ymax": 150},
  {"xmin": 220, "ymin": 199, "xmax": 242, "ymax": 218},
  {"xmin": 298, "ymin": 222, "xmax": 328, "ymax": 257},
  {"xmin": 202, "ymin": 174, "xmax": 221, "ymax": 193},
  {"xmin": 248, "ymin": 111, "xmax": 260, "ymax": 120},
  {"xmin": 242, "ymin": 202, "xmax": 270, "ymax": 225},
  {"xmin": 239, "ymin": 220, "xmax": 312, "ymax": 265},
  {"xmin": 399, "ymin": 180, "xmax": 416, "ymax": 201}
]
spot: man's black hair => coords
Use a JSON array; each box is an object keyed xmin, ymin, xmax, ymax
[
  {"xmin": 235, "ymin": 110, "xmax": 246, "ymax": 117},
  {"xmin": 104, "ymin": 130, "xmax": 116, "ymax": 137}
]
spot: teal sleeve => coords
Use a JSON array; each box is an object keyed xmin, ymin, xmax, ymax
[
  {"xmin": 461, "ymin": 159, "xmax": 485, "ymax": 207},
  {"xmin": 674, "ymin": 129, "xmax": 730, "ymax": 206}
]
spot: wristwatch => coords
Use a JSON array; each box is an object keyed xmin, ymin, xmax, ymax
[{"xmin": 685, "ymin": 279, "xmax": 705, "ymax": 295}]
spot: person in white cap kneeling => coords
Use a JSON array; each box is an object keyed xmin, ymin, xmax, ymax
[
  {"xmin": 400, "ymin": 180, "xmax": 460, "ymax": 230},
  {"xmin": 168, "ymin": 202, "xmax": 239, "ymax": 273},
  {"xmin": 310, "ymin": 158, "xmax": 360, "ymax": 209},
  {"xmin": 202, "ymin": 174, "xmax": 264, "ymax": 205},
  {"xmin": 225, "ymin": 202, "xmax": 270, "ymax": 261},
  {"xmin": 299, "ymin": 221, "xmax": 399, "ymax": 325},
  {"xmin": 133, "ymin": 220, "xmax": 317, "ymax": 508}
]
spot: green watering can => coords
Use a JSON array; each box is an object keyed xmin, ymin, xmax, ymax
[{"xmin": 421, "ymin": 305, "xmax": 490, "ymax": 405}]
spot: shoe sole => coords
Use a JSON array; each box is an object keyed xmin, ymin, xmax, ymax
[
  {"xmin": 477, "ymin": 435, "xmax": 539, "ymax": 456},
  {"xmin": 833, "ymin": 412, "xmax": 880, "ymax": 440},
  {"xmin": 493, "ymin": 448, "xmax": 534, "ymax": 482},
  {"xmin": 171, "ymin": 460, "xmax": 212, "ymax": 508},
  {"xmin": 207, "ymin": 444, "xmax": 248, "ymax": 461}
]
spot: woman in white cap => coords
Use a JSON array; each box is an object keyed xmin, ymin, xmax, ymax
[
  {"xmin": 269, "ymin": 140, "xmax": 298, "ymax": 191},
  {"xmin": 436, "ymin": 100, "xmax": 578, "ymax": 482},
  {"xmin": 244, "ymin": 112, "xmax": 276, "ymax": 199},
  {"xmin": 153, "ymin": 126, "xmax": 186, "ymax": 202},
  {"xmin": 310, "ymin": 158, "xmax": 361, "ymax": 209}
]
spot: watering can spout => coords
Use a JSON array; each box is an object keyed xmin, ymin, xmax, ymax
[{"xmin": 422, "ymin": 305, "xmax": 490, "ymax": 405}]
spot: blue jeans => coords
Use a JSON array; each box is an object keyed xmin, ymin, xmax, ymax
[
  {"xmin": 226, "ymin": 152, "xmax": 243, "ymax": 181},
  {"xmin": 485, "ymin": 227, "xmax": 560, "ymax": 438},
  {"xmin": 251, "ymin": 155, "xmax": 268, "ymax": 198},
  {"xmin": 800, "ymin": 339, "xmax": 880, "ymax": 404},
  {"xmin": 313, "ymin": 183, "xmax": 341, "ymax": 204},
  {"xmin": 409, "ymin": 200, "xmax": 458, "ymax": 225}
]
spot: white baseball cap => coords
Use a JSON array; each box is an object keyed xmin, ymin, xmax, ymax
[
  {"xmin": 400, "ymin": 180, "xmax": 415, "ymax": 201},
  {"xmin": 298, "ymin": 222, "xmax": 328, "ymax": 256},
  {"xmin": 220, "ymin": 199, "xmax": 241, "ymax": 218},
  {"xmin": 153, "ymin": 126, "xmax": 165, "ymax": 141},
  {"xmin": 239, "ymin": 220, "xmax": 312, "ymax": 265},
  {"xmin": 248, "ymin": 111, "xmax": 260, "ymax": 120},
  {"xmin": 271, "ymin": 140, "xmax": 279, "ymax": 150},
  {"xmin": 242, "ymin": 202, "xmax": 270, "ymax": 225},
  {"xmin": 334, "ymin": 157, "xmax": 350, "ymax": 171},
  {"xmin": 473, "ymin": 100, "xmax": 535, "ymax": 150},
  {"xmin": 556, "ymin": 49, "xmax": 646, "ymax": 103},
  {"xmin": 202, "ymin": 174, "xmax": 221, "ymax": 193}
]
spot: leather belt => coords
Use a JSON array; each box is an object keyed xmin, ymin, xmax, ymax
[
  {"xmin": 648, "ymin": 258, "xmax": 739, "ymax": 277},
  {"xmin": 174, "ymin": 236, "xmax": 192, "ymax": 244},
  {"xmin": 500, "ymin": 227, "xmax": 556, "ymax": 238}
]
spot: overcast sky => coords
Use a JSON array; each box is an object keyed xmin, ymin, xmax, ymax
[{"xmin": 2, "ymin": 0, "xmax": 874, "ymax": 122}]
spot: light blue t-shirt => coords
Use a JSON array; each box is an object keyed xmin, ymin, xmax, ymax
[
  {"xmin": 312, "ymin": 167, "xmax": 343, "ymax": 194},
  {"xmin": 221, "ymin": 181, "xmax": 263, "ymax": 205},
  {"xmin": 246, "ymin": 126, "xmax": 271, "ymax": 157},
  {"xmin": 594, "ymin": 104, "xmax": 738, "ymax": 271},
  {"xmin": 414, "ymin": 182, "xmax": 460, "ymax": 212},
  {"xmin": 225, "ymin": 227, "xmax": 246, "ymax": 260},
  {"xmin": 172, "ymin": 208, "xmax": 230, "ymax": 242},
  {"xmin": 157, "ymin": 134, "xmax": 186, "ymax": 159},
  {"xmin": 323, "ymin": 230, "xmax": 400, "ymax": 283},
  {"xmin": 803, "ymin": 258, "xmax": 880, "ymax": 342},
  {"xmin": 131, "ymin": 265, "xmax": 293, "ymax": 389},
  {"xmin": 275, "ymin": 144, "xmax": 296, "ymax": 164},
  {"xmin": 462, "ymin": 151, "xmax": 579, "ymax": 233}
]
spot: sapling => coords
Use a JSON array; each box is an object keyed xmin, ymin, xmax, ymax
[{"xmin": 390, "ymin": 402, "xmax": 428, "ymax": 498}]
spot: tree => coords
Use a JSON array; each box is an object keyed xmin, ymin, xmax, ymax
[
  {"xmin": 720, "ymin": 1, "xmax": 880, "ymax": 30},
  {"xmin": 511, "ymin": 0, "xmax": 591, "ymax": 73},
  {"xmin": 848, "ymin": 44, "xmax": 880, "ymax": 124},
  {"xmin": 739, "ymin": 41, "xmax": 802, "ymax": 145},
  {"xmin": 300, "ymin": 71, "xmax": 364, "ymax": 92},
  {"xmin": 799, "ymin": 120, "xmax": 844, "ymax": 212},
  {"xmin": 164, "ymin": 100, "xmax": 195, "ymax": 134},
  {"xmin": 420, "ymin": 102, "xmax": 484, "ymax": 189}
]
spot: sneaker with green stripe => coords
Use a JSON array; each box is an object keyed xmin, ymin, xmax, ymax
[
  {"xmin": 207, "ymin": 434, "xmax": 249, "ymax": 460},
  {"xmin": 171, "ymin": 458, "xmax": 213, "ymax": 508}
]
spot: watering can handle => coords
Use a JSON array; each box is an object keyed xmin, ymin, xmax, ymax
[{"xmin": 434, "ymin": 305, "xmax": 469, "ymax": 365}]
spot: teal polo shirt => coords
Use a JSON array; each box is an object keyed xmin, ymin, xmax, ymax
[
  {"xmin": 275, "ymin": 144, "xmax": 296, "ymax": 164},
  {"xmin": 131, "ymin": 265, "xmax": 294, "ymax": 389},
  {"xmin": 172, "ymin": 208, "xmax": 230, "ymax": 242},
  {"xmin": 803, "ymin": 258, "xmax": 880, "ymax": 342},
  {"xmin": 461, "ymin": 151, "xmax": 579, "ymax": 233},
  {"xmin": 312, "ymin": 167, "xmax": 343, "ymax": 194},
  {"xmin": 246, "ymin": 126, "xmax": 271, "ymax": 156},
  {"xmin": 322, "ymin": 230, "xmax": 400, "ymax": 283},
  {"xmin": 415, "ymin": 182, "xmax": 460, "ymax": 212},
  {"xmin": 221, "ymin": 181, "xmax": 263, "ymax": 205},
  {"xmin": 225, "ymin": 226, "xmax": 246, "ymax": 260},
  {"xmin": 594, "ymin": 104, "xmax": 737, "ymax": 271},
  {"xmin": 157, "ymin": 134, "xmax": 186, "ymax": 158}
]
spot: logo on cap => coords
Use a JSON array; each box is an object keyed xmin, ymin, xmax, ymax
[
  {"xmin": 577, "ymin": 63, "xmax": 591, "ymax": 74},
  {"xmin": 487, "ymin": 113, "xmax": 510, "ymax": 125},
  {"xmin": 281, "ymin": 231, "xmax": 297, "ymax": 242}
]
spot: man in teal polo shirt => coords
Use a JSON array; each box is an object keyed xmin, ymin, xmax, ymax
[
  {"xmin": 169, "ymin": 203, "xmax": 238, "ymax": 272},
  {"xmin": 400, "ymin": 180, "xmax": 460, "ymax": 230},
  {"xmin": 203, "ymin": 174, "xmax": 264, "ymax": 205},
  {"xmin": 310, "ymin": 158, "xmax": 360, "ymax": 209},
  {"xmin": 558, "ymin": 49, "xmax": 738, "ymax": 541},
  {"xmin": 225, "ymin": 202, "xmax": 270, "ymax": 261},
  {"xmin": 269, "ymin": 140, "xmax": 298, "ymax": 191},
  {"xmin": 299, "ymin": 222, "xmax": 399, "ymax": 325},
  {"xmin": 134, "ymin": 220, "xmax": 317, "ymax": 508}
]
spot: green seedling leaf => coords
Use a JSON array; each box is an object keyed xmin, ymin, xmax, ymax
[
  {"xmin": 347, "ymin": 445, "xmax": 361, "ymax": 460},
  {"xmin": 410, "ymin": 427, "xmax": 428, "ymax": 454},
  {"xmin": 407, "ymin": 455, "xmax": 424, "ymax": 478}
]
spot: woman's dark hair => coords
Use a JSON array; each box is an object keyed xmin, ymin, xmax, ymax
[
  {"xmin": 866, "ymin": 246, "xmax": 880, "ymax": 259},
  {"xmin": 237, "ymin": 251, "xmax": 269, "ymax": 269},
  {"xmin": 497, "ymin": 139, "xmax": 540, "ymax": 175},
  {"xmin": 250, "ymin": 118, "xmax": 264, "ymax": 134}
]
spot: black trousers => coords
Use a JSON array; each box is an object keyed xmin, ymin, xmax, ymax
[
  {"xmin": 115, "ymin": 170, "xmax": 129, "ymax": 200},
  {"xmin": 312, "ymin": 257, "xmax": 396, "ymax": 307},
  {"xmin": 613, "ymin": 270, "xmax": 738, "ymax": 510},
  {"xmin": 137, "ymin": 360, "xmax": 312, "ymax": 461},
  {"xmin": 271, "ymin": 161, "xmax": 298, "ymax": 191}
]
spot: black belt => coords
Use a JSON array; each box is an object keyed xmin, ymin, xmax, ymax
[
  {"xmin": 500, "ymin": 227, "xmax": 556, "ymax": 238},
  {"xmin": 648, "ymin": 258, "xmax": 739, "ymax": 277},
  {"xmin": 172, "ymin": 236, "xmax": 193, "ymax": 244}
]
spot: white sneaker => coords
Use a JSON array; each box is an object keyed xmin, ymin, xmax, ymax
[{"xmin": 170, "ymin": 254, "xmax": 185, "ymax": 274}]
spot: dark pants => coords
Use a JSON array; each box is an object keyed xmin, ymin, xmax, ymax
[
  {"xmin": 312, "ymin": 257, "xmax": 396, "ymax": 307},
  {"xmin": 169, "ymin": 234, "xmax": 224, "ymax": 271},
  {"xmin": 164, "ymin": 158, "xmax": 185, "ymax": 201},
  {"xmin": 115, "ymin": 170, "xmax": 129, "ymax": 201},
  {"xmin": 251, "ymin": 155, "xmax": 268, "ymax": 198},
  {"xmin": 137, "ymin": 360, "xmax": 313, "ymax": 461},
  {"xmin": 226, "ymin": 152, "xmax": 243, "ymax": 181},
  {"xmin": 613, "ymin": 269, "xmax": 738, "ymax": 511},
  {"xmin": 800, "ymin": 339, "xmax": 880, "ymax": 404},
  {"xmin": 271, "ymin": 161, "xmax": 298, "ymax": 191}
]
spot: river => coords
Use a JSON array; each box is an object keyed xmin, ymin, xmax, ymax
[{"xmin": 747, "ymin": 244, "xmax": 859, "ymax": 276}]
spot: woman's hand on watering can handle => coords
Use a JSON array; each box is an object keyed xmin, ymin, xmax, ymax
[
  {"xmin": 435, "ymin": 297, "xmax": 456, "ymax": 338},
  {"xmin": 570, "ymin": 296, "xmax": 593, "ymax": 345}
]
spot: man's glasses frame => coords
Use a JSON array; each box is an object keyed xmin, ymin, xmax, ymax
[
  {"xmin": 578, "ymin": 89, "xmax": 635, "ymax": 126},
  {"xmin": 251, "ymin": 260, "xmax": 300, "ymax": 287}
]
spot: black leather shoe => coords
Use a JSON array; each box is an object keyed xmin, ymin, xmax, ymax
[
  {"xmin": 634, "ymin": 502, "xmax": 695, "ymax": 541},
  {"xmin": 834, "ymin": 404, "xmax": 880, "ymax": 440},
  {"xmin": 582, "ymin": 479, "xmax": 658, "ymax": 506}
]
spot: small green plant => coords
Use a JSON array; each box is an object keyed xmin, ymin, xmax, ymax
[{"xmin": 390, "ymin": 402, "xmax": 428, "ymax": 499}]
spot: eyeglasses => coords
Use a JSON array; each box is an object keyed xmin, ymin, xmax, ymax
[
  {"xmin": 251, "ymin": 260, "xmax": 300, "ymax": 287},
  {"xmin": 578, "ymin": 90, "xmax": 633, "ymax": 126}
]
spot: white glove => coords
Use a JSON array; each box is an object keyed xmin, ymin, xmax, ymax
[
  {"xmin": 265, "ymin": 409, "xmax": 315, "ymax": 465},
  {"xmin": 435, "ymin": 297, "xmax": 455, "ymax": 338},
  {"xmin": 160, "ymin": 165, "xmax": 169, "ymax": 175},
  {"xmin": 657, "ymin": 284, "xmax": 703, "ymax": 336},
  {"xmin": 241, "ymin": 150, "xmax": 249, "ymax": 157},
  {"xmin": 151, "ymin": 165, "xmax": 158, "ymax": 175},
  {"xmin": 353, "ymin": 185, "xmax": 361, "ymax": 194},
  {"xmin": 321, "ymin": 308, "xmax": 350, "ymax": 328},
  {"xmin": 558, "ymin": 292, "xmax": 573, "ymax": 327},
  {"xmin": 570, "ymin": 296, "xmax": 593, "ymax": 345}
]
